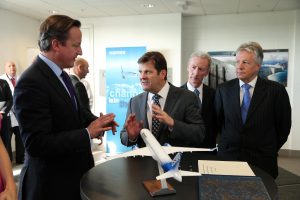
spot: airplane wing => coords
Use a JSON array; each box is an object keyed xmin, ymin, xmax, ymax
[
  {"xmin": 162, "ymin": 146, "xmax": 214, "ymax": 155},
  {"xmin": 106, "ymin": 147, "xmax": 152, "ymax": 161},
  {"xmin": 156, "ymin": 171, "xmax": 174, "ymax": 180},
  {"xmin": 156, "ymin": 170, "xmax": 201, "ymax": 180},
  {"xmin": 106, "ymin": 146, "xmax": 215, "ymax": 161},
  {"xmin": 179, "ymin": 170, "xmax": 202, "ymax": 176}
]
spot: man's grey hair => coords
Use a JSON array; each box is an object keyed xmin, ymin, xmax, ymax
[
  {"xmin": 236, "ymin": 42, "xmax": 264, "ymax": 65},
  {"xmin": 188, "ymin": 51, "xmax": 212, "ymax": 69}
]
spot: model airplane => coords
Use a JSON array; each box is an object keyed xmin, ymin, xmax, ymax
[
  {"xmin": 120, "ymin": 65, "xmax": 138, "ymax": 79},
  {"xmin": 106, "ymin": 129, "xmax": 215, "ymax": 182}
]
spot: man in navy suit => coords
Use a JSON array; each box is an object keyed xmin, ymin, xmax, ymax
[
  {"xmin": 215, "ymin": 42, "xmax": 291, "ymax": 178},
  {"xmin": 120, "ymin": 51, "xmax": 205, "ymax": 147},
  {"xmin": 14, "ymin": 15, "xmax": 118, "ymax": 200},
  {"xmin": 181, "ymin": 51, "xmax": 217, "ymax": 149}
]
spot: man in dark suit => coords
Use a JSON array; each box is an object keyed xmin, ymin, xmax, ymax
[
  {"xmin": 1, "ymin": 61, "xmax": 25, "ymax": 164},
  {"xmin": 120, "ymin": 51, "xmax": 205, "ymax": 147},
  {"xmin": 181, "ymin": 51, "xmax": 217, "ymax": 148},
  {"xmin": 0, "ymin": 79, "xmax": 13, "ymax": 160},
  {"xmin": 14, "ymin": 15, "xmax": 118, "ymax": 200},
  {"xmin": 215, "ymin": 42, "xmax": 291, "ymax": 178},
  {"xmin": 69, "ymin": 57, "xmax": 96, "ymax": 123}
]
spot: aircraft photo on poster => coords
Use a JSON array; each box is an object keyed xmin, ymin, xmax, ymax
[{"xmin": 106, "ymin": 46, "xmax": 146, "ymax": 154}]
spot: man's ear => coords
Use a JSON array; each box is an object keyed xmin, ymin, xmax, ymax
[
  {"xmin": 160, "ymin": 69, "xmax": 167, "ymax": 79},
  {"xmin": 51, "ymin": 39, "xmax": 60, "ymax": 51}
]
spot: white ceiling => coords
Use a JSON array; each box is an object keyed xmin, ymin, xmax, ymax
[{"xmin": 0, "ymin": 0, "xmax": 299, "ymax": 20}]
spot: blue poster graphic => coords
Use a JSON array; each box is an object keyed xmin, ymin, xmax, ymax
[{"xmin": 106, "ymin": 47, "xmax": 146, "ymax": 154}]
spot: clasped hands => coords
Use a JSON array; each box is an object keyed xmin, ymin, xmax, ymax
[
  {"xmin": 125, "ymin": 104, "xmax": 174, "ymax": 141},
  {"xmin": 87, "ymin": 113, "xmax": 119, "ymax": 143}
]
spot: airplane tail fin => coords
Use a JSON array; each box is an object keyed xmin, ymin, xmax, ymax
[
  {"xmin": 156, "ymin": 152, "xmax": 201, "ymax": 182},
  {"xmin": 171, "ymin": 152, "xmax": 182, "ymax": 170}
]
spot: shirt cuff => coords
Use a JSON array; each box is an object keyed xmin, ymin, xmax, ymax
[{"xmin": 128, "ymin": 136, "xmax": 138, "ymax": 143}]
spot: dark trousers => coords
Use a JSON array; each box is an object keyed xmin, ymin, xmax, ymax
[
  {"xmin": 0, "ymin": 115, "xmax": 12, "ymax": 161},
  {"xmin": 11, "ymin": 126, "xmax": 25, "ymax": 163}
]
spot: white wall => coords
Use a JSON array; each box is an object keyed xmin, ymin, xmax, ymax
[
  {"xmin": 291, "ymin": 10, "xmax": 300, "ymax": 150},
  {"xmin": 0, "ymin": 8, "xmax": 39, "ymax": 75},
  {"xmin": 1, "ymin": 8, "xmax": 298, "ymax": 150},
  {"xmin": 80, "ymin": 13, "xmax": 182, "ymax": 115},
  {"xmin": 182, "ymin": 10, "xmax": 300, "ymax": 150}
]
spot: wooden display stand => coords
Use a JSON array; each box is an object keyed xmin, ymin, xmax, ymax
[
  {"xmin": 143, "ymin": 179, "xmax": 176, "ymax": 197},
  {"xmin": 142, "ymin": 163, "xmax": 176, "ymax": 197}
]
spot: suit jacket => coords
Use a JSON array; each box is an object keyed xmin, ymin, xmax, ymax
[
  {"xmin": 0, "ymin": 79, "xmax": 12, "ymax": 115},
  {"xmin": 181, "ymin": 83, "xmax": 217, "ymax": 148},
  {"xmin": 0, "ymin": 73, "xmax": 19, "ymax": 127},
  {"xmin": 120, "ymin": 83, "xmax": 206, "ymax": 147},
  {"xmin": 69, "ymin": 74, "xmax": 96, "ymax": 124},
  {"xmin": 215, "ymin": 77, "xmax": 291, "ymax": 178},
  {"xmin": 14, "ymin": 56, "xmax": 96, "ymax": 200}
]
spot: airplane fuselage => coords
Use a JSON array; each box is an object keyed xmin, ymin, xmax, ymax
[{"xmin": 140, "ymin": 129, "xmax": 173, "ymax": 172}]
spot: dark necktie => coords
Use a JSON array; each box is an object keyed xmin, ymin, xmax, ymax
[
  {"xmin": 241, "ymin": 83, "xmax": 251, "ymax": 124},
  {"xmin": 61, "ymin": 71, "xmax": 77, "ymax": 110},
  {"xmin": 11, "ymin": 77, "xmax": 16, "ymax": 87},
  {"xmin": 152, "ymin": 94, "xmax": 161, "ymax": 137},
  {"xmin": 194, "ymin": 89, "xmax": 202, "ymax": 111}
]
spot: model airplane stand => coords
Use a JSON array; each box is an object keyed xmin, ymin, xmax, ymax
[{"xmin": 143, "ymin": 163, "xmax": 176, "ymax": 197}]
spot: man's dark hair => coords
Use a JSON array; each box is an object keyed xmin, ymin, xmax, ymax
[
  {"xmin": 137, "ymin": 51, "xmax": 168, "ymax": 80},
  {"xmin": 38, "ymin": 15, "xmax": 81, "ymax": 51}
]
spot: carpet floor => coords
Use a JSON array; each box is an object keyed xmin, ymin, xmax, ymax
[{"xmin": 276, "ymin": 167, "xmax": 300, "ymax": 200}]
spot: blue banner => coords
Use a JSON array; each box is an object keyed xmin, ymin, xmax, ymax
[{"xmin": 106, "ymin": 47, "xmax": 146, "ymax": 154}]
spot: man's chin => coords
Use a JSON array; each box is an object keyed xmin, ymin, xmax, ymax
[{"xmin": 142, "ymin": 87, "xmax": 150, "ymax": 92}]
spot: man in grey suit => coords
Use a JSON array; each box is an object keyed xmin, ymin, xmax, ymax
[
  {"xmin": 215, "ymin": 42, "xmax": 291, "ymax": 178},
  {"xmin": 120, "ymin": 51, "xmax": 205, "ymax": 147}
]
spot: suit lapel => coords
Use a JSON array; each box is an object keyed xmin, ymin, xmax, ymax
[
  {"xmin": 140, "ymin": 92, "xmax": 149, "ymax": 129},
  {"xmin": 231, "ymin": 80, "xmax": 244, "ymax": 124},
  {"xmin": 163, "ymin": 84, "xmax": 178, "ymax": 115},
  {"xmin": 246, "ymin": 77, "xmax": 266, "ymax": 120},
  {"xmin": 37, "ymin": 57, "xmax": 78, "ymax": 116},
  {"xmin": 202, "ymin": 84, "xmax": 209, "ymax": 114},
  {"xmin": 159, "ymin": 84, "xmax": 178, "ymax": 134}
]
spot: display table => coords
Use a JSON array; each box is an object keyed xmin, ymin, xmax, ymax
[{"xmin": 80, "ymin": 152, "xmax": 277, "ymax": 200}]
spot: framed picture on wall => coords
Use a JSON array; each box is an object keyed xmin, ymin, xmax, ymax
[{"xmin": 206, "ymin": 49, "xmax": 289, "ymax": 89}]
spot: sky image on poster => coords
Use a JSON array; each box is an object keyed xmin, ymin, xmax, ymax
[
  {"xmin": 106, "ymin": 47, "xmax": 146, "ymax": 154},
  {"xmin": 207, "ymin": 49, "xmax": 288, "ymax": 88}
]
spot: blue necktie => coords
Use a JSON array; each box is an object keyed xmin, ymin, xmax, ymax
[
  {"xmin": 61, "ymin": 71, "xmax": 77, "ymax": 110},
  {"xmin": 241, "ymin": 83, "xmax": 251, "ymax": 124},
  {"xmin": 194, "ymin": 89, "xmax": 202, "ymax": 111},
  {"xmin": 152, "ymin": 94, "xmax": 161, "ymax": 137}
]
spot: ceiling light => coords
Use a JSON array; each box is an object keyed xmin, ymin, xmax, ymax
[
  {"xmin": 49, "ymin": 10, "xmax": 57, "ymax": 14},
  {"xmin": 176, "ymin": 0, "xmax": 188, "ymax": 10},
  {"xmin": 143, "ymin": 4, "xmax": 155, "ymax": 8}
]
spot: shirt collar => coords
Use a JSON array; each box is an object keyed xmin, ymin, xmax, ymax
[
  {"xmin": 187, "ymin": 81, "xmax": 203, "ymax": 93},
  {"xmin": 239, "ymin": 76, "xmax": 258, "ymax": 88},
  {"xmin": 149, "ymin": 81, "xmax": 170, "ymax": 100},
  {"xmin": 70, "ymin": 71, "xmax": 81, "ymax": 81},
  {"xmin": 5, "ymin": 74, "xmax": 15, "ymax": 80},
  {"xmin": 39, "ymin": 53, "xmax": 63, "ymax": 77}
]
